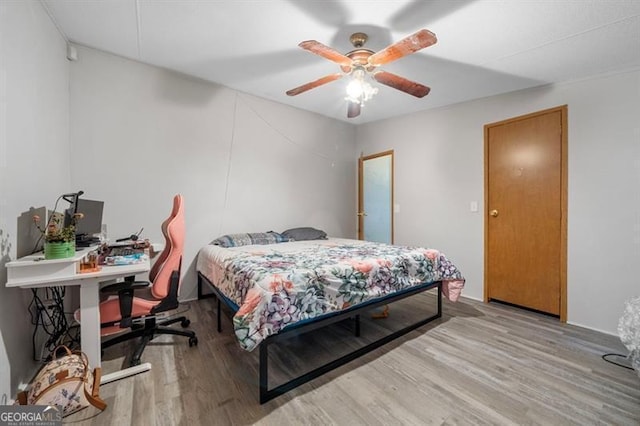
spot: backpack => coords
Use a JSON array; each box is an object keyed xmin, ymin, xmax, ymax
[{"xmin": 16, "ymin": 345, "xmax": 106, "ymax": 417}]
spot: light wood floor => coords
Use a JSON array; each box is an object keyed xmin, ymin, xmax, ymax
[{"xmin": 66, "ymin": 293, "xmax": 640, "ymax": 425}]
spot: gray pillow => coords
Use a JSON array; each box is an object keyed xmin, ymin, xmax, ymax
[
  {"xmin": 212, "ymin": 232, "xmax": 287, "ymax": 248},
  {"xmin": 281, "ymin": 227, "xmax": 327, "ymax": 241}
]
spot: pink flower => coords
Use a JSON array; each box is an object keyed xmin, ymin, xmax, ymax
[
  {"xmin": 283, "ymin": 279, "xmax": 294, "ymax": 291},
  {"xmin": 269, "ymin": 274, "xmax": 283, "ymax": 292},
  {"xmin": 237, "ymin": 288, "xmax": 262, "ymax": 316},
  {"xmin": 268, "ymin": 274, "xmax": 294, "ymax": 292},
  {"xmin": 376, "ymin": 258, "xmax": 392, "ymax": 268},
  {"xmin": 423, "ymin": 249, "xmax": 439, "ymax": 260},
  {"xmin": 349, "ymin": 260, "xmax": 373, "ymax": 274}
]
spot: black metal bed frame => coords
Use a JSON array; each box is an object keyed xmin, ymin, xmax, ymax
[{"xmin": 197, "ymin": 272, "xmax": 442, "ymax": 404}]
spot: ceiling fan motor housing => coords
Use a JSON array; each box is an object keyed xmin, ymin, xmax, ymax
[
  {"xmin": 349, "ymin": 32, "xmax": 368, "ymax": 48},
  {"xmin": 342, "ymin": 33, "xmax": 375, "ymax": 72},
  {"xmin": 342, "ymin": 49, "xmax": 375, "ymax": 73}
]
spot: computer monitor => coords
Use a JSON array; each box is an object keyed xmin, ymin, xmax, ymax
[
  {"xmin": 74, "ymin": 199, "xmax": 104, "ymax": 237},
  {"xmin": 64, "ymin": 198, "xmax": 104, "ymax": 246}
]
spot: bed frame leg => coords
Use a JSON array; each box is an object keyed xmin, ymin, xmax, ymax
[
  {"xmin": 355, "ymin": 315, "xmax": 361, "ymax": 337},
  {"xmin": 197, "ymin": 271, "xmax": 216, "ymax": 300},
  {"xmin": 259, "ymin": 342, "xmax": 268, "ymax": 404}
]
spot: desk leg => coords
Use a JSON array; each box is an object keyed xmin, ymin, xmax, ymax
[
  {"xmin": 79, "ymin": 279, "xmax": 101, "ymax": 369},
  {"xmin": 79, "ymin": 278, "xmax": 151, "ymax": 384}
]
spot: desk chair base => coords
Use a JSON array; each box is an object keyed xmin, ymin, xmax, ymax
[{"xmin": 102, "ymin": 315, "xmax": 197, "ymax": 367}]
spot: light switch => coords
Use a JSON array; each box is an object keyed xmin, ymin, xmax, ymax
[
  {"xmin": 470, "ymin": 201, "xmax": 478, "ymax": 212},
  {"xmin": 394, "ymin": 204, "xmax": 400, "ymax": 213}
]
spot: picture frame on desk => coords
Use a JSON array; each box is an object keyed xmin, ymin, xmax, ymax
[{"xmin": 16, "ymin": 206, "xmax": 46, "ymax": 258}]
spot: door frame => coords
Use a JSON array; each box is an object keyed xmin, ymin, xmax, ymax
[
  {"xmin": 358, "ymin": 150, "xmax": 394, "ymax": 243},
  {"xmin": 483, "ymin": 105, "xmax": 568, "ymax": 322}
]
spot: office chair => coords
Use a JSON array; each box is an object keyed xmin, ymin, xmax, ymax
[{"xmin": 99, "ymin": 194, "xmax": 197, "ymax": 366}]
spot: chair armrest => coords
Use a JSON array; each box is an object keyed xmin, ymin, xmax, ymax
[
  {"xmin": 100, "ymin": 280, "xmax": 150, "ymax": 329},
  {"xmin": 101, "ymin": 280, "xmax": 150, "ymax": 294},
  {"xmin": 100, "ymin": 281, "xmax": 149, "ymax": 328}
]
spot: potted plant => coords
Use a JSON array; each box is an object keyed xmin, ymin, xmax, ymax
[{"xmin": 33, "ymin": 213, "xmax": 83, "ymax": 259}]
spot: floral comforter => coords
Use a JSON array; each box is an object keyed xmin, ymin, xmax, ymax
[{"xmin": 197, "ymin": 238, "xmax": 465, "ymax": 351}]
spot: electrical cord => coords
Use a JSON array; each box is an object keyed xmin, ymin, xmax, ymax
[
  {"xmin": 602, "ymin": 353, "xmax": 633, "ymax": 370},
  {"xmin": 29, "ymin": 287, "xmax": 80, "ymax": 361},
  {"xmin": 29, "ymin": 288, "xmax": 64, "ymax": 359}
]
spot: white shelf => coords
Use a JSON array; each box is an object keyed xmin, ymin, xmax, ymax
[
  {"xmin": 6, "ymin": 247, "xmax": 95, "ymax": 287},
  {"xmin": 5, "ymin": 246, "xmax": 147, "ymax": 287}
]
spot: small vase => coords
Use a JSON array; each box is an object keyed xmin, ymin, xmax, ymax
[{"xmin": 44, "ymin": 241, "xmax": 76, "ymax": 259}]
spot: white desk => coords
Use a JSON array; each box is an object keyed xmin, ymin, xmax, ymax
[{"xmin": 6, "ymin": 247, "xmax": 152, "ymax": 384}]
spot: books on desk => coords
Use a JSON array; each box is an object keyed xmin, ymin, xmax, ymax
[
  {"xmin": 104, "ymin": 252, "xmax": 148, "ymax": 266},
  {"xmin": 104, "ymin": 246, "xmax": 148, "ymax": 266},
  {"xmin": 97, "ymin": 241, "xmax": 150, "ymax": 266}
]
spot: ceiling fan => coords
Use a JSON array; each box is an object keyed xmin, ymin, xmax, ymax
[{"xmin": 286, "ymin": 29, "xmax": 437, "ymax": 118}]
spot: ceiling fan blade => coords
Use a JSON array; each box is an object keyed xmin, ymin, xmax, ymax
[
  {"xmin": 347, "ymin": 102, "xmax": 361, "ymax": 118},
  {"xmin": 373, "ymin": 71, "xmax": 431, "ymax": 98},
  {"xmin": 368, "ymin": 29, "xmax": 437, "ymax": 66},
  {"xmin": 299, "ymin": 40, "xmax": 353, "ymax": 67},
  {"xmin": 286, "ymin": 73, "xmax": 343, "ymax": 96}
]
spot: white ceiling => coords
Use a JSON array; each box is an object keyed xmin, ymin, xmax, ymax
[{"xmin": 41, "ymin": 0, "xmax": 640, "ymax": 124}]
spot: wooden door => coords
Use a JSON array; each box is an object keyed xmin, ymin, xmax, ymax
[
  {"xmin": 485, "ymin": 106, "xmax": 567, "ymax": 319},
  {"xmin": 358, "ymin": 150, "xmax": 394, "ymax": 243}
]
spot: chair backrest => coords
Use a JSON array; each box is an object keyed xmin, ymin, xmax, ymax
[
  {"xmin": 148, "ymin": 195, "xmax": 179, "ymax": 282},
  {"xmin": 150, "ymin": 194, "xmax": 184, "ymax": 299}
]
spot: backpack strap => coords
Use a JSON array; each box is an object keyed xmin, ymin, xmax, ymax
[
  {"xmin": 52, "ymin": 345, "xmax": 73, "ymax": 359},
  {"xmin": 83, "ymin": 367, "xmax": 107, "ymax": 411}
]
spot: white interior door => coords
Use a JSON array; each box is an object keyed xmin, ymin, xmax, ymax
[{"xmin": 358, "ymin": 151, "xmax": 393, "ymax": 244}]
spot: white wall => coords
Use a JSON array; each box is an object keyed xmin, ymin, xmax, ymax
[
  {"xmin": 0, "ymin": 0, "xmax": 70, "ymax": 400},
  {"xmin": 69, "ymin": 46, "xmax": 357, "ymax": 301},
  {"xmin": 356, "ymin": 69, "xmax": 640, "ymax": 335}
]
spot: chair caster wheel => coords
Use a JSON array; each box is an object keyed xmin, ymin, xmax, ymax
[
  {"xmin": 181, "ymin": 319, "xmax": 191, "ymax": 328},
  {"xmin": 189, "ymin": 336, "xmax": 198, "ymax": 347}
]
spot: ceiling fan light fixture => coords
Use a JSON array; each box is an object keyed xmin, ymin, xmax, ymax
[
  {"xmin": 287, "ymin": 29, "xmax": 436, "ymax": 118},
  {"xmin": 345, "ymin": 67, "xmax": 378, "ymax": 106}
]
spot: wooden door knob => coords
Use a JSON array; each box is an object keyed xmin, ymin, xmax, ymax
[{"xmin": 490, "ymin": 209, "xmax": 499, "ymax": 217}]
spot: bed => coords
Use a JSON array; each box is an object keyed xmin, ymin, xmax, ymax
[
  {"xmin": 619, "ymin": 296, "xmax": 640, "ymax": 377},
  {"xmin": 196, "ymin": 236, "xmax": 465, "ymax": 402}
]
